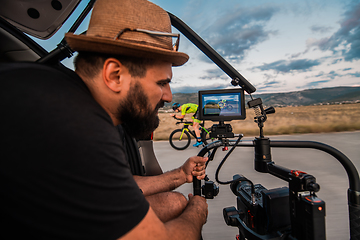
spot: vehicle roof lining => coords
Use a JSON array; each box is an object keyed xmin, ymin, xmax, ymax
[
  {"xmin": 0, "ymin": 0, "xmax": 81, "ymax": 39},
  {"xmin": 0, "ymin": 16, "xmax": 48, "ymax": 62},
  {"xmin": 0, "ymin": 27, "xmax": 40, "ymax": 62}
]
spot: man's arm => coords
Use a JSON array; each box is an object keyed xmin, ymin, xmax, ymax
[
  {"xmin": 119, "ymin": 195, "xmax": 207, "ymax": 240},
  {"xmin": 176, "ymin": 114, "xmax": 185, "ymax": 119},
  {"xmin": 133, "ymin": 156, "xmax": 207, "ymax": 196},
  {"xmin": 169, "ymin": 113, "xmax": 185, "ymax": 120}
]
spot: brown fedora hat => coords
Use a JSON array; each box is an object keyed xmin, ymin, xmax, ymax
[{"xmin": 65, "ymin": 0, "xmax": 189, "ymax": 66}]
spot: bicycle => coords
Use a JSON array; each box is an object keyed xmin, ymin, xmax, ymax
[
  {"xmin": 169, "ymin": 118, "xmax": 212, "ymax": 150},
  {"xmin": 217, "ymin": 99, "xmax": 233, "ymax": 111}
]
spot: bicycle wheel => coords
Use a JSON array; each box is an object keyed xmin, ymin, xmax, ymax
[
  {"xmin": 226, "ymin": 104, "xmax": 233, "ymax": 111},
  {"xmin": 169, "ymin": 129, "xmax": 191, "ymax": 150}
]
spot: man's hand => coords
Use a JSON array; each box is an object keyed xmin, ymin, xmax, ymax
[
  {"xmin": 181, "ymin": 156, "xmax": 208, "ymax": 183},
  {"xmin": 134, "ymin": 156, "xmax": 207, "ymax": 196},
  {"xmin": 169, "ymin": 113, "xmax": 175, "ymax": 117}
]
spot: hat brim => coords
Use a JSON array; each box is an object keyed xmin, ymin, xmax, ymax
[{"xmin": 65, "ymin": 33, "xmax": 189, "ymax": 66}]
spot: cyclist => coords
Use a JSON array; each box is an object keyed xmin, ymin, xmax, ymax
[{"xmin": 170, "ymin": 102, "xmax": 203, "ymax": 147}]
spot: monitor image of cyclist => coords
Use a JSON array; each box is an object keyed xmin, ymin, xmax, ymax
[{"xmin": 202, "ymin": 93, "xmax": 240, "ymax": 117}]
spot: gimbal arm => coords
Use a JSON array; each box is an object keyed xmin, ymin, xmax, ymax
[{"xmin": 193, "ymin": 138, "xmax": 360, "ymax": 239}]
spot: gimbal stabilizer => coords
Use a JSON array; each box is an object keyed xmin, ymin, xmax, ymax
[{"xmin": 193, "ymin": 98, "xmax": 360, "ymax": 240}]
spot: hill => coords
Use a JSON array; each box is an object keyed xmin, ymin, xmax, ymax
[
  {"xmin": 154, "ymin": 103, "xmax": 360, "ymax": 140},
  {"xmin": 164, "ymin": 86, "xmax": 360, "ymax": 108}
]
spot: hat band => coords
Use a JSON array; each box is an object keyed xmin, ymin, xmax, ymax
[{"xmin": 114, "ymin": 28, "xmax": 180, "ymax": 51}]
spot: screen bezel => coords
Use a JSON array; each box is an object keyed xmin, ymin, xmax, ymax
[{"xmin": 198, "ymin": 88, "xmax": 246, "ymax": 122}]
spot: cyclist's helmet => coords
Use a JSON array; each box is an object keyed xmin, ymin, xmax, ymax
[{"xmin": 172, "ymin": 102, "xmax": 181, "ymax": 111}]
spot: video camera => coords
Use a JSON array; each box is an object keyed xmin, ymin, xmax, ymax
[{"xmin": 193, "ymin": 88, "xmax": 360, "ymax": 240}]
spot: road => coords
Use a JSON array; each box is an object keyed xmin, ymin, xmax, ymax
[{"xmin": 153, "ymin": 131, "xmax": 360, "ymax": 240}]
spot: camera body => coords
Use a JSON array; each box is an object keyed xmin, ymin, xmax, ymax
[
  {"xmin": 235, "ymin": 182, "xmax": 291, "ymax": 235},
  {"xmin": 226, "ymin": 174, "xmax": 326, "ymax": 239}
]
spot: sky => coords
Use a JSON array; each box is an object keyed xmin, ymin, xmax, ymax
[{"xmin": 35, "ymin": 0, "xmax": 360, "ymax": 94}]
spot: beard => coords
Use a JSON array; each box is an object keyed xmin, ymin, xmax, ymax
[{"xmin": 116, "ymin": 81, "xmax": 164, "ymax": 139}]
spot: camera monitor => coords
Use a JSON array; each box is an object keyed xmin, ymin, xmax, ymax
[{"xmin": 198, "ymin": 88, "xmax": 246, "ymax": 122}]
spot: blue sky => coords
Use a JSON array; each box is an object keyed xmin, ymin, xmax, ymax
[{"xmin": 35, "ymin": 0, "xmax": 360, "ymax": 94}]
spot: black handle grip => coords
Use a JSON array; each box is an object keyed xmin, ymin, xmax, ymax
[
  {"xmin": 193, "ymin": 146, "xmax": 211, "ymax": 196},
  {"xmin": 349, "ymin": 204, "xmax": 360, "ymax": 239},
  {"xmin": 349, "ymin": 189, "xmax": 360, "ymax": 239},
  {"xmin": 193, "ymin": 176, "xmax": 201, "ymax": 196}
]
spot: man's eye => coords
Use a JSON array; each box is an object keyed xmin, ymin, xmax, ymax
[{"xmin": 159, "ymin": 82, "xmax": 168, "ymax": 87}]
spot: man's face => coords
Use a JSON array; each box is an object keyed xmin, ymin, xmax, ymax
[{"xmin": 117, "ymin": 61, "xmax": 172, "ymax": 139}]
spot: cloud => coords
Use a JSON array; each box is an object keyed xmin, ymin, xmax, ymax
[
  {"xmin": 306, "ymin": 2, "xmax": 360, "ymax": 62},
  {"xmin": 199, "ymin": 5, "xmax": 279, "ymax": 62},
  {"xmin": 262, "ymin": 79, "xmax": 282, "ymax": 89},
  {"xmin": 289, "ymin": 52, "xmax": 302, "ymax": 59},
  {"xmin": 310, "ymin": 25, "xmax": 333, "ymax": 34},
  {"xmin": 327, "ymin": 70, "xmax": 340, "ymax": 79},
  {"xmin": 198, "ymin": 68, "xmax": 228, "ymax": 80},
  {"xmin": 308, "ymin": 70, "xmax": 343, "ymax": 80},
  {"xmin": 308, "ymin": 69, "xmax": 360, "ymax": 80},
  {"xmin": 255, "ymin": 80, "xmax": 283, "ymax": 92},
  {"xmin": 315, "ymin": 71, "xmax": 325, "ymax": 77},
  {"xmin": 348, "ymin": 71, "xmax": 360, "ymax": 77},
  {"xmin": 252, "ymin": 59, "xmax": 321, "ymax": 73},
  {"xmin": 331, "ymin": 58, "xmax": 343, "ymax": 64},
  {"xmin": 171, "ymin": 82, "xmax": 232, "ymax": 93},
  {"xmin": 301, "ymin": 80, "xmax": 331, "ymax": 88}
]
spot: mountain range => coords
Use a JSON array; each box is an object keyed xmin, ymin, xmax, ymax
[{"xmin": 165, "ymin": 86, "xmax": 360, "ymax": 108}]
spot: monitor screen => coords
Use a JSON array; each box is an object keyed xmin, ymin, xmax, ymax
[{"xmin": 198, "ymin": 88, "xmax": 246, "ymax": 122}]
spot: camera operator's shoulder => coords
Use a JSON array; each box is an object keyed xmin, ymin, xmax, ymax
[
  {"xmin": 0, "ymin": 62, "xmax": 87, "ymax": 93},
  {"xmin": 0, "ymin": 62, "xmax": 73, "ymax": 78}
]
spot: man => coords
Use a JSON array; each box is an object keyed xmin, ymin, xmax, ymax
[
  {"xmin": 0, "ymin": 0, "xmax": 208, "ymax": 239},
  {"xmin": 171, "ymin": 102, "xmax": 203, "ymax": 147}
]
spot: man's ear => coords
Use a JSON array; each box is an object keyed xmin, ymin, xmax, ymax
[{"xmin": 102, "ymin": 58, "xmax": 123, "ymax": 93}]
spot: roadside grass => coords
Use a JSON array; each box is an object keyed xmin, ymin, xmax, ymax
[{"xmin": 153, "ymin": 103, "xmax": 360, "ymax": 141}]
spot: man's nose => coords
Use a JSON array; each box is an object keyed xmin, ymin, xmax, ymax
[{"xmin": 162, "ymin": 84, "xmax": 172, "ymax": 103}]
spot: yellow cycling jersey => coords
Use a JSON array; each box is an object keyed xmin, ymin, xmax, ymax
[{"xmin": 181, "ymin": 103, "xmax": 198, "ymax": 115}]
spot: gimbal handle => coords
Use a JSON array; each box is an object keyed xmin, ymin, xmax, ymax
[
  {"xmin": 193, "ymin": 147, "xmax": 210, "ymax": 196},
  {"xmin": 193, "ymin": 141, "xmax": 224, "ymax": 196}
]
